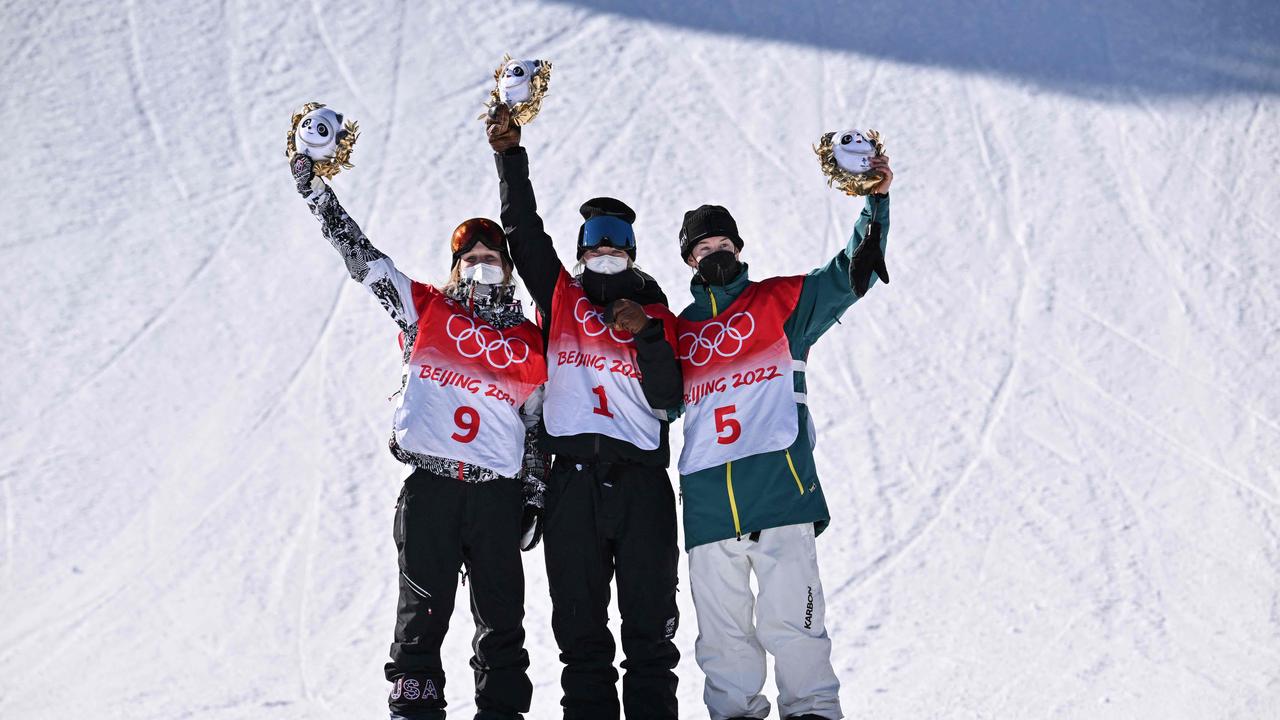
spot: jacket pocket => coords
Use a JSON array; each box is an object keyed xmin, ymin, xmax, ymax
[{"xmin": 784, "ymin": 450, "xmax": 805, "ymax": 495}]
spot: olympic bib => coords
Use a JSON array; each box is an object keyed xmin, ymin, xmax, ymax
[
  {"xmin": 394, "ymin": 284, "xmax": 546, "ymax": 477},
  {"xmin": 543, "ymin": 269, "xmax": 677, "ymax": 450},
  {"xmin": 677, "ymin": 276, "xmax": 805, "ymax": 475}
]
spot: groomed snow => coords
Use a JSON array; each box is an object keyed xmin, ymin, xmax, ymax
[{"xmin": 2, "ymin": 1, "xmax": 1277, "ymax": 718}]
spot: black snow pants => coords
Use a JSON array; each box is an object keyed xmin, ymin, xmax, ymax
[
  {"xmin": 543, "ymin": 459, "xmax": 681, "ymax": 720},
  {"xmin": 385, "ymin": 468, "xmax": 532, "ymax": 719}
]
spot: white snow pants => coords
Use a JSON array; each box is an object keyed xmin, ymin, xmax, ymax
[{"xmin": 688, "ymin": 522, "xmax": 843, "ymax": 720}]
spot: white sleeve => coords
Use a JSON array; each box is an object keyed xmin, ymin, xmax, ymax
[{"xmin": 304, "ymin": 182, "xmax": 419, "ymax": 332}]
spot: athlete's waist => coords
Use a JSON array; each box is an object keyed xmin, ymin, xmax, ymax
[{"xmin": 544, "ymin": 430, "xmax": 670, "ymax": 468}]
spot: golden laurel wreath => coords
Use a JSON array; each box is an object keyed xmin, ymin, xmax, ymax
[
  {"xmin": 813, "ymin": 129, "xmax": 886, "ymax": 196},
  {"xmin": 481, "ymin": 54, "xmax": 553, "ymax": 126}
]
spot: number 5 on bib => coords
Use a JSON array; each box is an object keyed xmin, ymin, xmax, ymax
[{"xmin": 714, "ymin": 405, "xmax": 741, "ymax": 444}]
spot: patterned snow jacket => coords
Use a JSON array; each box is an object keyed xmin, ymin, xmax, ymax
[{"xmin": 299, "ymin": 179, "xmax": 548, "ymax": 507}]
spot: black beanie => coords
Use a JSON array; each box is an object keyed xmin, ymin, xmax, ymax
[
  {"xmin": 577, "ymin": 196, "xmax": 638, "ymax": 259},
  {"xmin": 679, "ymin": 204, "xmax": 742, "ymax": 260},
  {"xmin": 580, "ymin": 197, "xmax": 636, "ymax": 223}
]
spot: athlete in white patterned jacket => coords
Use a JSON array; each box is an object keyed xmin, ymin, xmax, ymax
[{"xmin": 290, "ymin": 151, "xmax": 547, "ymax": 720}]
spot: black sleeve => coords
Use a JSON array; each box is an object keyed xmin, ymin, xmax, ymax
[
  {"xmin": 495, "ymin": 147, "xmax": 565, "ymax": 318},
  {"xmin": 632, "ymin": 319, "xmax": 683, "ymax": 412}
]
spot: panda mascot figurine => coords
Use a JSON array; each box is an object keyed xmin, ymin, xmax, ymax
[
  {"xmin": 813, "ymin": 127, "xmax": 886, "ymax": 196},
  {"xmin": 285, "ymin": 102, "xmax": 359, "ymax": 179},
  {"xmin": 482, "ymin": 54, "xmax": 553, "ymax": 126}
]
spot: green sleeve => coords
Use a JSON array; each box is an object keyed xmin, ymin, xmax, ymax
[{"xmin": 784, "ymin": 194, "xmax": 891, "ymax": 352}]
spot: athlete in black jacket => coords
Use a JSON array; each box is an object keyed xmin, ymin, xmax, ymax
[{"xmin": 487, "ymin": 105, "xmax": 682, "ymax": 720}]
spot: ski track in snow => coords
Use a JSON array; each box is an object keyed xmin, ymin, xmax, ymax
[
  {"xmin": 0, "ymin": 0, "xmax": 65, "ymax": 78},
  {"xmin": 34, "ymin": 186, "xmax": 263, "ymax": 420},
  {"xmin": 296, "ymin": 469, "xmax": 329, "ymax": 711},
  {"xmin": 1, "ymin": 472, "xmax": 13, "ymax": 586},
  {"xmin": 3, "ymin": 1, "xmax": 1279, "ymax": 717},
  {"xmin": 226, "ymin": 0, "xmax": 259, "ymax": 173},
  {"xmin": 864, "ymin": 72, "xmax": 1031, "ymax": 577},
  {"xmin": 123, "ymin": 0, "xmax": 191, "ymax": 202},
  {"xmin": 308, "ymin": 0, "xmax": 373, "ymax": 113}
]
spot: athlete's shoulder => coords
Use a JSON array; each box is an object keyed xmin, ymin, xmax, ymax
[{"xmin": 757, "ymin": 274, "xmax": 805, "ymax": 291}]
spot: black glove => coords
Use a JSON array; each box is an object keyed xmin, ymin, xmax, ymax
[
  {"xmin": 520, "ymin": 505, "xmax": 543, "ymax": 552},
  {"xmin": 290, "ymin": 153, "xmax": 316, "ymax": 197},
  {"xmin": 849, "ymin": 220, "xmax": 889, "ymax": 297}
]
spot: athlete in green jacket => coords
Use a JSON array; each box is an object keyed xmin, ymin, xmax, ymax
[{"xmin": 674, "ymin": 154, "xmax": 893, "ymax": 720}]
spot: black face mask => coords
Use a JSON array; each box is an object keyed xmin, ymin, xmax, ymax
[{"xmin": 695, "ymin": 250, "xmax": 742, "ymax": 286}]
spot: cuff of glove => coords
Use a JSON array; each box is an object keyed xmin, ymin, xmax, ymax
[
  {"xmin": 521, "ymin": 476, "xmax": 547, "ymax": 509},
  {"xmin": 632, "ymin": 318, "xmax": 666, "ymax": 343},
  {"xmin": 299, "ymin": 176, "xmax": 327, "ymax": 203},
  {"xmin": 495, "ymin": 146, "xmax": 530, "ymax": 178}
]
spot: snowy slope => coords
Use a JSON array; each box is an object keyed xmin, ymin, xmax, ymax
[{"xmin": 2, "ymin": 1, "xmax": 1278, "ymax": 718}]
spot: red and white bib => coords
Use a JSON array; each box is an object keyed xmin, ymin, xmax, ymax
[
  {"xmin": 394, "ymin": 284, "xmax": 547, "ymax": 477},
  {"xmin": 543, "ymin": 269, "xmax": 677, "ymax": 450},
  {"xmin": 676, "ymin": 276, "xmax": 804, "ymax": 475}
]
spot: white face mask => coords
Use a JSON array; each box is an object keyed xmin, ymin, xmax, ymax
[
  {"xmin": 460, "ymin": 262, "xmax": 506, "ymax": 285},
  {"xmin": 584, "ymin": 254, "xmax": 629, "ymax": 275}
]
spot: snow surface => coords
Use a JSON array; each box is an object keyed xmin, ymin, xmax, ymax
[{"xmin": 3, "ymin": 1, "xmax": 1279, "ymax": 718}]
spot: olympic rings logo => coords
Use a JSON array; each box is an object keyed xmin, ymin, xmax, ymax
[
  {"xmin": 573, "ymin": 297, "xmax": 634, "ymax": 344},
  {"xmin": 445, "ymin": 314, "xmax": 530, "ymax": 368},
  {"xmin": 678, "ymin": 312, "xmax": 756, "ymax": 367}
]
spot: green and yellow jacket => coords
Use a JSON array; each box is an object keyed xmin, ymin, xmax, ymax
[{"xmin": 677, "ymin": 194, "xmax": 890, "ymax": 550}]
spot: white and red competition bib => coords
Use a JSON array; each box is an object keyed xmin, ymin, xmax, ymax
[
  {"xmin": 394, "ymin": 284, "xmax": 547, "ymax": 477},
  {"xmin": 543, "ymin": 269, "xmax": 678, "ymax": 450},
  {"xmin": 676, "ymin": 276, "xmax": 805, "ymax": 475}
]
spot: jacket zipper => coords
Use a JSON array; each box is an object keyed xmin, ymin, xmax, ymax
[
  {"xmin": 726, "ymin": 460, "xmax": 742, "ymax": 538},
  {"xmin": 784, "ymin": 449, "xmax": 805, "ymax": 495}
]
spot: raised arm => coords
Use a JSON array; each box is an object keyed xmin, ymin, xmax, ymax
[
  {"xmin": 784, "ymin": 193, "xmax": 891, "ymax": 349},
  {"xmin": 488, "ymin": 106, "xmax": 564, "ymax": 317},
  {"xmin": 784, "ymin": 155, "xmax": 894, "ymax": 350},
  {"xmin": 291, "ymin": 154, "xmax": 420, "ymax": 334}
]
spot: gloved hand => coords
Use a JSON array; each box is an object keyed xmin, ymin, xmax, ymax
[
  {"xmin": 520, "ymin": 505, "xmax": 543, "ymax": 551},
  {"xmin": 289, "ymin": 153, "xmax": 319, "ymax": 198},
  {"xmin": 486, "ymin": 103, "xmax": 522, "ymax": 153},
  {"xmin": 868, "ymin": 154, "xmax": 893, "ymax": 194},
  {"xmin": 849, "ymin": 220, "xmax": 889, "ymax": 297},
  {"xmin": 607, "ymin": 298, "xmax": 651, "ymax": 335}
]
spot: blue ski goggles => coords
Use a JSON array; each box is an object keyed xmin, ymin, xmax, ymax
[{"xmin": 579, "ymin": 215, "xmax": 636, "ymax": 251}]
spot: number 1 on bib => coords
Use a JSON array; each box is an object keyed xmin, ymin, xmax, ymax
[{"xmin": 591, "ymin": 385, "xmax": 615, "ymax": 418}]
